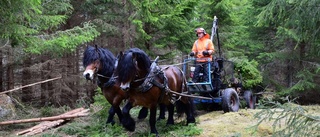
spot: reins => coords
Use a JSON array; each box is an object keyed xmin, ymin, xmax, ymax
[{"xmin": 96, "ymin": 72, "xmax": 118, "ymax": 79}]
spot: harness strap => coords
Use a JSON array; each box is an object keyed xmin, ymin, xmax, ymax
[
  {"xmin": 151, "ymin": 69, "xmax": 167, "ymax": 103},
  {"xmin": 104, "ymin": 75, "xmax": 116, "ymax": 88}
]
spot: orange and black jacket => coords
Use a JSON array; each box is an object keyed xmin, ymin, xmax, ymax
[{"xmin": 191, "ymin": 34, "xmax": 215, "ymax": 62}]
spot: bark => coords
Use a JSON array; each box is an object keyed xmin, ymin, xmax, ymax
[
  {"xmin": 15, "ymin": 107, "xmax": 89, "ymax": 136},
  {"xmin": 0, "ymin": 107, "xmax": 89, "ymax": 125},
  {"xmin": 286, "ymin": 40, "xmax": 294, "ymax": 87},
  {"xmin": 22, "ymin": 56, "xmax": 32, "ymax": 103},
  {"xmin": 0, "ymin": 50, "xmax": 3, "ymax": 92},
  {"xmin": 299, "ymin": 41, "xmax": 306, "ymax": 68},
  {"xmin": 6, "ymin": 47, "xmax": 13, "ymax": 90}
]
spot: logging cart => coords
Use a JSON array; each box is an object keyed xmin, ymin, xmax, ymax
[{"xmin": 183, "ymin": 16, "xmax": 255, "ymax": 113}]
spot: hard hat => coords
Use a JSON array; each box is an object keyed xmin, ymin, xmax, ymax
[{"xmin": 195, "ymin": 28, "xmax": 206, "ymax": 34}]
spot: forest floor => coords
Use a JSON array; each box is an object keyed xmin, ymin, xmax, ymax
[{"xmin": 1, "ymin": 105, "xmax": 319, "ymax": 137}]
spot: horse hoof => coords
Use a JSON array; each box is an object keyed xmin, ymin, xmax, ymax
[
  {"xmin": 157, "ymin": 116, "xmax": 165, "ymax": 121},
  {"xmin": 187, "ymin": 117, "xmax": 196, "ymax": 124},
  {"xmin": 123, "ymin": 123, "xmax": 135, "ymax": 132},
  {"xmin": 106, "ymin": 120, "xmax": 115, "ymax": 126},
  {"xmin": 150, "ymin": 131, "xmax": 159, "ymax": 137},
  {"xmin": 121, "ymin": 118, "xmax": 136, "ymax": 132},
  {"xmin": 166, "ymin": 121, "xmax": 174, "ymax": 125}
]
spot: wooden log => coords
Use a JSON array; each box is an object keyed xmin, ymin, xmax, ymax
[
  {"xmin": 0, "ymin": 108, "xmax": 89, "ymax": 125},
  {"xmin": 0, "ymin": 76, "xmax": 62, "ymax": 95},
  {"xmin": 16, "ymin": 121, "xmax": 51, "ymax": 135},
  {"xmin": 58, "ymin": 107, "xmax": 85, "ymax": 116},
  {"xmin": 15, "ymin": 108, "xmax": 90, "ymax": 135},
  {"xmin": 24, "ymin": 120, "xmax": 65, "ymax": 136}
]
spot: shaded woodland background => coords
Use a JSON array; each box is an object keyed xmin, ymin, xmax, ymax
[{"xmin": 0, "ymin": 0, "xmax": 319, "ymax": 109}]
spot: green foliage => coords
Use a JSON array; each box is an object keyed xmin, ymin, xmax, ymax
[
  {"xmin": 40, "ymin": 134, "xmax": 61, "ymax": 137},
  {"xmin": 93, "ymin": 88, "xmax": 111, "ymax": 108},
  {"xmin": 0, "ymin": 0, "xmax": 99, "ymax": 56},
  {"xmin": 254, "ymin": 102, "xmax": 320, "ymax": 137},
  {"xmin": 245, "ymin": 0, "xmax": 320, "ymax": 99},
  {"xmin": 40, "ymin": 106, "xmax": 54, "ymax": 117},
  {"xmin": 24, "ymin": 23, "xmax": 100, "ymax": 55},
  {"xmin": 229, "ymin": 58, "xmax": 263, "ymax": 89},
  {"xmin": 279, "ymin": 69, "xmax": 319, "ymax": 96}
]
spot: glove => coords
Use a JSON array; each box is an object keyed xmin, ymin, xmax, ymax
[
  {"xmin": 189, "ymin": 52, "xmax": 194, "ymax": 56},
  {"xmin": 202, "ymin": 51, "xmax": 209, "ymax": 56}
]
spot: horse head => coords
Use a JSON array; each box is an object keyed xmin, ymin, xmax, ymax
[
  {"xmin": 115, "ymin": 48, "xmax": 151, "ymax": 91},
  {"xmin": 82, "ymin": 45, "xmax": 116, "ymax": 81}
]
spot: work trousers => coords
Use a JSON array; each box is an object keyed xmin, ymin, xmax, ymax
[{"xmin": 192, "ymin": 62, "xmax": 209, "ymax": 83}]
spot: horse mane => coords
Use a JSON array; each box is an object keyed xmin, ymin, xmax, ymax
[
  {"xmin": 116, "ymin": 48, "xmax": 151, "ymax": 82},
  {"xmin": 82, "ymin": 45, "xmax": 116, "ymax": 76},
  {"xmin": 127, "ymin": 48, "xmax": 151, "ymax": 71}
]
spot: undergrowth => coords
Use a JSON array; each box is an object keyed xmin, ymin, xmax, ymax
[
  {"xmin": 252, "ymin": 98, "xmax": 320, "ymax": 137},
  {"xmin": 53, "ymin": 88, "xmax": 202, "ymax": 137}
]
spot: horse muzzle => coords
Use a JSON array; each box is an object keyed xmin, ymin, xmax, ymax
[
  {"xmin": 83, "ymin": 70, "xmax": 94, "ymax": 80},
  {"xmin": 120, "ymin": 83, "xmax": 130, "ymax": 91}
]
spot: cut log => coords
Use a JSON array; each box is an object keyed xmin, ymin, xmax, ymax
[
  {"xmin": 19, "ymin": 120, "xmax": 65, "ymax": 136},
  {"xmin": 0, "ymin": 110, "xmax": 89, "ymax": 125},
  {"xmin": 13, "ymin": 107, "xmax": 90, "ymax": 136}
]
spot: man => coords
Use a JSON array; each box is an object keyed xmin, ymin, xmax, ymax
[{"xmin": 189, "ymin": 27, "xmax": 215, "ymax": 82}]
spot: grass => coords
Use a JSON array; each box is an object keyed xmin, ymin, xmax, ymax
[{"xmin": 1, "ymin": 90, "xmax": 319, "ymax": 137}]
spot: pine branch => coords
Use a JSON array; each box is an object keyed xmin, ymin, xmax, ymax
[{"xmin": 253, "ymin": 102, "xmax": 320, "ymax": 137}]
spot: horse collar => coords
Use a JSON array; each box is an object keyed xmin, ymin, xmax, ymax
[{"xmin": 135, "ymin": 63, "xmax": 163, "ymax": 92}]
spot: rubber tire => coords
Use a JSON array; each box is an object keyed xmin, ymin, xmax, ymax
[
  {"xmin": 244, "ymin": 90, "xmax": 255, "ymax": 109},
  {"xmin": 222, "ymin": 88, "xmax": 240, "ymax": 113}
]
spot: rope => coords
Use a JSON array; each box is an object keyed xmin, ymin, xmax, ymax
[
  {"xmin": 166, "ymin": 88, "xmax": 213, "ymax": 100},
  {"xmin": 97, "ymin": 74, "xmax": 117, "ymax": 79},
  {"xmin": 161, "ymin": 60, "xmax": 193, "ymax": 67}
]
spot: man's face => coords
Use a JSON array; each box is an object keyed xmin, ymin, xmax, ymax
[{"xmin": 197, "ymin": 32, "xmax": 204, "ymax": 38}]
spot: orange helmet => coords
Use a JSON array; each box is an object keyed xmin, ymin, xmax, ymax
[{"xmin": 195, "ymin": 28, "xmax": 206, "ymax": 34}]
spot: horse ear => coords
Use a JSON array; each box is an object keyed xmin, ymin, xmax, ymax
[
  {"xmin": 132, "ymin": 52, "xmax": 137, "ymax": 59},
  {"xmin": 119, "ymin": 51, "xmax": 124, "ymax": 57},
  {"xmin": 94, "ymin": 45, "xmax": 98, "ymax": 51}
]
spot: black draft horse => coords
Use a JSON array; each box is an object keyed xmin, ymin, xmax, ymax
[
  {"xmin": 82, "ymin": 45, "xmax": 152, "ymax": 125},
  {"xmin": 115, "ymin": 48, "xmax": 196, "ymax": 135}
]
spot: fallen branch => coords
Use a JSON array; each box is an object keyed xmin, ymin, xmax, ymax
[
  {"xmin": 0, "ymin": 109, "xmax": 89, "ymax": 125},
  {"xmin": 0, "ymin": 76, "xmax": 62, "ymax": 95},
  {"xmin": 13, "ymin": 107, "xmax": 90, "ymax": 135}
]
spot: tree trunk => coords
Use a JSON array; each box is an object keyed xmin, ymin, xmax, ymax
[
  {"xmin": 21, "ymin": 56, "xmax": 32, "ymax": 103},
  {"xmin": 299, "ymin": 41, "xmax": 306, "ymax": 68},
  {"xmin": 0, "ymin": 50, "xmax": 3, "ymax": 92},
  {"xmin": 286, "ymin": 40, "xmax": 294, "ymax": 87},
  {"xmin": 6, "ymin": 47, "xmax": 14, "ymax": 91},
  {"xmin": 144, "ymin": 23, "xmax": 152, "ymax": 50},
  {"xmin": 73, "ymin": 48, "xmax": 79, "ymax": 100}
]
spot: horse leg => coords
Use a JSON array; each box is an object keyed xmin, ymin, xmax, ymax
[
  {"xmin": 157, "ymin": 104, "xmax": 166, "ymax": 120},
  {"xmin": 106, "ymin": 106, "xmax": 116, "ymax": 125},
  {"xmin": 166, "ymin": 104, "xmax": 174, "ymax": 125},
  {"xmin": 185, "ymin": 100, "xmax": 196, "ymax": 124},
  {"xmin": 138, "ymin": 107, "xmax": 148, "ymax": 119},
  {"xmin": 114, "ymin": 106, "xmax": 123, "ymax": 123},
  {"xmin": 149, "ymin": 106, "xmax": 158, "ymax": 135},
  {"xmin": 121, "ymin": 101, "xmax": 136, "ymax": 131}
]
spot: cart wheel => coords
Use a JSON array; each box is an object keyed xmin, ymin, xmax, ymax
[
  {"xmin": 222, "ymin": 88, "xmax": 240, "ymax": 113},
  {"xmin": 244, "ymin": 90, "xmax": 255, "ymax": 109}
]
